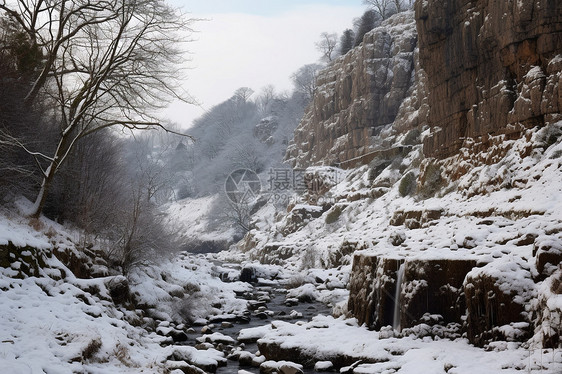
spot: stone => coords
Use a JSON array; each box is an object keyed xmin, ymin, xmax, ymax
[
  {"xmin": 285, "ymin": 12, "xmax": 418, "ymax": 168},
  {"xmin": 348, "ymin": 254, "xmax": 478, "ymax": 331},
  {"xmin": 240, "ymin": 266, "xmax": 258, "ymax": 283},
  {"xmin": 534, "ymin": 235, "xmax": 562, "ymax": 280},
  {"xmin": 417, "ymin": 0, "xmax": 562, "ymax": 159},
  {"xmin": 314, "ymin": 361, "xmax": 334, "ymax": 372},
  {"xmin": 166, "ymin": 361, "xmax": 206, "ymax": 374},
  {"xmin": 105, "ymin": 275, "xmax": 130, "ymax": 304},
  {"xmin": 238, "ymin": 351, "xmax": 255, "ymax": 367},
  {"xmin": 260, "ymin": 360, "xmax": 303, "ymax": 374},
  {"xmin": 464, "ymin": 258, "xmax": 535, "ymax": 346}
]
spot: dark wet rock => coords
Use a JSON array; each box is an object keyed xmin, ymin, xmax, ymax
[
  {"xmin": 240, "ymin": 266, "xmax": 259, "ymax": 283},
  {"xmin": 284, "ymin": 298, "xmax": 299, "ymax": 307},
  {"xmin": 260, "ymin": 360, "xmax": 304, "ymax": 374},
  {"xmin": 170, "ymin": 330, "xmax": 188, "ymax": 342},
  {"xmin": 105, "ymin": 275, "xmax": 130, "ymax": 304},
  {"xmin": 249, "ymin": 300, "xmax": 268, "ymax": 310},
  {"xmin": 348, "ymin": 253, "xmax": 479, "ymax": 331},
  {"xmin": 166, "ymin": 360, "xmax": 207, "ymax": 374},
  {"xmin": 255, "ymin": 312, "xmax": 270, "ymax": 320},
  {"xmin": 258, "ymin": 340, "xmax": 378, "ymax": 370},
  {"xmin": 239, "ymin": 351, "xmax": 255, "ymax": 367},
  {"xmin": 400, "ymin": 258, "xmax": 478, "ymax": 329},
  {"xmin": 464, "ymin": 259, "xmax": 535, "ymax": 346}
]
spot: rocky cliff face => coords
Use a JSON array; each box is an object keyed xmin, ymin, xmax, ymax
[
  {"xmin": 242, "ymin": 1, "xmax": 562, "ymax": 350},
  {"xmin": 418, "ymin": 0, "xmax": 562, "ymax": 158},
  {"xmin": 285, "ymin": 12, "xmax": 419, "ymax": 168}
]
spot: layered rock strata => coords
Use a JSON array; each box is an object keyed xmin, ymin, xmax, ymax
[
  {"xmin": 417, "ymin": 0, "xmax": 562, "ymax": 158},
  {"xmin": 286, "ymin": 12, "xmax": 418, "ymax": 167}
]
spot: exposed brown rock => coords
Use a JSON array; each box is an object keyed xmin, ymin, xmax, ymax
[
  {"xmin": 286, "ymin": 12, "xmax": 418, "ymax": 168},
  {"xmin": 347, "ymin": 254, "xmax": 402, "ymax": 329},
  {"xmin": 348, "ymin": 254, "xmax": 477, "ymax": 331},
  {"xmin": 464, "ymin": 260, "xmax": 535, "ymax": 346},
  {"xmin": 417, "ymin": 0, "xmax": 562, "ymax": 159},
  {"xmin": 400, "ymin": 258, "xmax": 477, "ymax": 329}
]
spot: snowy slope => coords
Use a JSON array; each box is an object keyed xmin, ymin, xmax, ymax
[{"xmin": 0, "ymin": 201, "xmax": 249, "ymax": 373}]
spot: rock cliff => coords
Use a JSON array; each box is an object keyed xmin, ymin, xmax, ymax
[
  {"xmin": 418, "ymin": 0, "xmax": 562, "ymax": 158},
  {"xmin": 285, "ymin": 12, "xmax": 419, "ymax": 168},
  {"xmin": 241, "ymin": 1, "xmax": 562, "ymax": 350}
]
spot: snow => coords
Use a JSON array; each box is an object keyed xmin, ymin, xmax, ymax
[
  {"xmin": 251, "ymin": 316, "xmax": 562, "ymax": 373},
  {"xmin": 0, "ymin": 207, "xmax": 250, "ymax": 373},
  {"xmin": 163, "ymin": 195, "xmax": 237, "ymax": 245}
]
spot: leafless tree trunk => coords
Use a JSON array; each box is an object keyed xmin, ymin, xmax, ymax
[
  {"xmin": 0, "ymin": 0, "xmax": 196, "ymax": 217},
  {"xmin": 315, "ymin": 32, "xmax": 338, "ymax": 62}
]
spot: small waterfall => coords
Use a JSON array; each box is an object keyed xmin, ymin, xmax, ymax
[{"xmin": 393, "ymin": 262, "xmax": 405, "ymax": 332}]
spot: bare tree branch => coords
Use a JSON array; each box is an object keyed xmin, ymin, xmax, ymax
[{"xmin": 0, "ymin": 0, "xmax": 199, "ymax": 217}]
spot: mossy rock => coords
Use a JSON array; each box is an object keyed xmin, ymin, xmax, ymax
[
  {"xmin": 398, "ymin": 172, "xmax": 416, "ymax": 197},
  {"xmin": 325, "ymin": 204, "xmax": 345, "ymax": 224}
]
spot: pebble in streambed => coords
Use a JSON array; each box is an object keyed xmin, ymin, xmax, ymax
[{"xmin": 188, "ymin": 285, "xmax": 332, "ymax": 374}]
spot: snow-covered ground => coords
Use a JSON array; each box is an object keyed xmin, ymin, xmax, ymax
[
  {"xmin": 242, "ymin": 315, "xmax": 562, "ymax": 373},
  {"xmin": 2, "ymin": 123, "xmax": 562, "ymax": 373},
  {"xmin": 0, "ymin": 201, "xmax": 248, "ymax": 373},
  {"xmin": 163, "ymin": 195, "xmax": 238, "ymax": 248}
]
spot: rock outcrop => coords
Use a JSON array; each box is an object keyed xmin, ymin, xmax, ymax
[
  {"xmin": 417, "ymin": 0, "xmax": 562, "ymax": 158},
  {"xmin": 285, "ymin": 12, "xmax": 418, "ymax": 168},
  {"xmin": 348, "ymin": 253, "xmax": 478, "ymax": 332}
]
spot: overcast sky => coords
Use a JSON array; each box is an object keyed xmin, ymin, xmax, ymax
[{"xmin": 164, "ymin": 0, "xmax": 365, "ymax": 129}]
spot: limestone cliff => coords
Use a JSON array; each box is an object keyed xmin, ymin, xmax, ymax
[
  {"xmin": 418, "ymin": 0, "xmax": 562, "ymax": 158},
  {"xmin": 285, "ymin": 12, "xmax": 419, "ymax": 168}
]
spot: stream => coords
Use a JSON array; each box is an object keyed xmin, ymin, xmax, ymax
[{"xmin": 184, "ymin": 278, "xmax": 333, "ymax": 374}]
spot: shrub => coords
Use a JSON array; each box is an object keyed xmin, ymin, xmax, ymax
[
  {"xmin": 81, "ymin": 338, "xmax": 102, "ymax": 361},
  {"xmin": 398, "ymin": 172, "xmax": 416, "ymax": 197},
  {"xmin": 325, "ymin": 205, "xmax": 343, "ymax": 224},
  {"xmin": 418, "ymin": 161, "xmax": 444, "ymax": 198}
]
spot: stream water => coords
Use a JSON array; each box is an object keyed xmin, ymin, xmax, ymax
[{"xmin": 186, "ymin": 281, "xmax": 333, "ymax": 374}]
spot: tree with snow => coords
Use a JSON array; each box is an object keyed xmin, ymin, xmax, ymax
[{"xmin": 291, "ymin": 63, "xmax": 323, "ymax": 103}]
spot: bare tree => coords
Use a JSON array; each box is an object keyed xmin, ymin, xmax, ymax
[
  {"xmin": 315, "ymin": 32, "xmax": 338, "ymax": 63},
  {"xmin": 256, "ymin": 84, "xmax": 276, "ymax": 115},
  {"xmin": 291, "ymin": 63, "xmax": 323, "ymax": 103},
  {"xmin": 233, "ymin": 87, "xmax": 255, "ymax": 103},
  {"xmin": 0, "ymin": 0, "xmax": 195, "ymax": 217},
  {"xmin": 363, "ymin": 0, "xmax": 411, "ymax": 20}
]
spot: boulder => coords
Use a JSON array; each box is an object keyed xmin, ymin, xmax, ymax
[
  {"xmin": 348, "ymin": 254, "xmax": 478, "ymax": 331},
  {"xmin": 464, "ymin": 256, "xmax": 535, "ymax": 346},
  {"xmin": 105, "ymin": 275, "xmax": 130, "ymax": 304}
]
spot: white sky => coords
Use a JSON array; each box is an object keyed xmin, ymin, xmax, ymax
[{"xmin": 164, "ymin": 0, "xmax": 365, "ymax": 129}]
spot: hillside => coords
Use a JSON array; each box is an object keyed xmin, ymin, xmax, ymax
[
  {"xmin": 234, "ymin": 0, "xmax": 562, "ymax": 353},
  {"xmin": 1, "ymin": 1, "xmax": 562, "ymax": 373}
]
